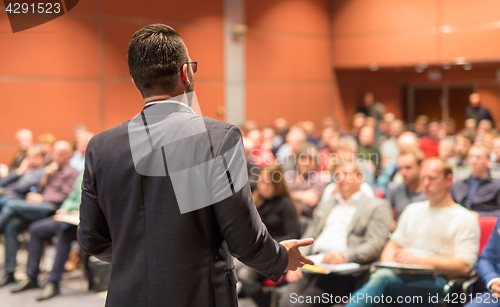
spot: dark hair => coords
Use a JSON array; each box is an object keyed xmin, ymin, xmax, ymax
[{"xmin": 127, "ymin": 24, "xmax": 189, "ymax": 97}]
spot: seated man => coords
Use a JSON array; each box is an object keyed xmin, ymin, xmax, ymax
[
  {"xmin": 278, "ymin": 160, "xmax": 392, "ymax": 307},
  {"xmin": 465, "ymin": 214, "xmax": 500, "ymax": 307},
  {"xmin": 0, "ymin": 140, "xmax": 80, "ymax": 287},
  {"xmin": 448, "ymin": 129, "xmax": 474, "ymax": 182},
  {"xmin": 346, "ymin": 158, "xmax": 480, "ymax": 307},
  {"xmin": 10, "ymin": 173, "xmax": 83, "ymax": 301},
  {"xmin": 490, "ymin": 134, "xmax": 500, "ymax": 179},
  {"xmin": 451, "ymin": 144, "xmax": 500, "ymax": 217},
  {"xmin": 9, "ymin": 129, "xmax": 33, "ymax": 172},
  {"xmin": 385, "ymin": 148, "xmax": 426, "ymax": 224},
  {"xmin": 335, "ymin": 136, "xmax": 376, "ymax": 188},
  {"xmin": 376, "ymin": 132, "xmax": 419, "ymax": 192},
  {"xmin": 0, "ymin": 144, "xmax": 46, "ymax": 209},
  {"xmin": 357, "ymin": 126, "xmax": 381, "ymax": 175},
  {"xmin": 285, "ymin": 144, "xmax": 326, "ymax": 218}
]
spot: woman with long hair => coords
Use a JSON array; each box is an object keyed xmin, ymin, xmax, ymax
[{"xmin": 238, "ymin": 162, "xmax": 298, "ymax": 307}]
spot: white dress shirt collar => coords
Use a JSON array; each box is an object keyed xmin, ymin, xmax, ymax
[{"xmin": 144, "ymin": 99, "xmax": 196, "ymax": 114}]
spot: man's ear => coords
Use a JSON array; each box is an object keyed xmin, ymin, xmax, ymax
[{"xmin": 181, "ymin": 64, "xmax": 191, "ymax": 85}]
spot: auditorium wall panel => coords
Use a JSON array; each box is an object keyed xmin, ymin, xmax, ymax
[
  {"xmin": 245, "ymin": 0, "xmax": 342, "ymax": 131},
  {"xmin": 0, "ymin": 0, "xmax": 224, "ymax": 165}
]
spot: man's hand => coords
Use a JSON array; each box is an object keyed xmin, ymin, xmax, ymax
[
  {"xmin": 490, "ymin": 280, "xmax": 500, "ymax": 297},
  {"xmin": 394, "ymin": 250, "xmax": 425, "ymax": 265},
  {"xmin": 280, "ymin": 238, "xmax": 315, "ymax": 272},
  {"xmin": 322, "ymin": 252, "xmax": 346, "ymax": 265},
  {"xmin": 286, "ymin": 268, "xmax": 303, "ymax": 282},
  {"xmin": 26, "ymin": 192, "xmax": 43, "ymax": 204},
  {"xmin": 44, "ymin": 162, "xmax": 59, "ymax": 176},
  {"xmin": 16, "ymin": 158, "xmax": 30, "ymax": 176}
]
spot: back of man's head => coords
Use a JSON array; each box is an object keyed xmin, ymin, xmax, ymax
[{"xmin": 128, "ymin": 24, "xmax": 188, "ymax": 98}]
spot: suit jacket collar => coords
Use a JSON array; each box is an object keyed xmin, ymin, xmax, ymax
[{"xmin": 143, "ymin": 99, "xmax": 196, "ymax": 114}]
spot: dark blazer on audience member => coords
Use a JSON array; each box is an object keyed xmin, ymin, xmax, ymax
[
  {"xmin": 257, "ymin": 196, "xmax": 298, "ymax": 242},
  {"xmin": 476, "ymin": 215, "xmax": 500, "ymax": 289},
  {"xmin": 0, "ymin": 167, "xmax": 45, "ymax": 200},
  {"xmin": 77, "ymin": 105, "xmax": 288, "ymax": 307},
  {"xmin": 299, "ymin": 192, "xmax": 392, "ymax": 264},
  {"xmin": 451, "ymin": 175, "xmax": 500, "ymax": 217}
]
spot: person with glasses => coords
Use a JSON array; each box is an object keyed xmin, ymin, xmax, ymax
[
  {"xmin": 77, "ymin": 24, "xmax": 314, "ymax": 307},
  {"xmin": 451, "ymin": 144, "xmax": 500, "ymax": 217},
  {"xmin": 277, "ymin": 160, "xmax": 391, "ymax": 307}
]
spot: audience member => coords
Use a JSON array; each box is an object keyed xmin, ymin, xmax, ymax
[
  {"xmin": 0, "ymin": 140, "xmax": 80, "ymax": 287},
  {"xmin": 357, "ymin": 125, "xmax": 381, "ymax": 174},
  {"xmin": 272, "ymin": 117, "xmax": 289, "ymax": 154},
  {"xmin": 335, "ymin": 136, "xmax": 375, "ymax": 188},
  {"xmin": 276, "ymin": 125, "xmax": 307, "ymax": 172},
  {"xmin": 242, "ymin": 137, "xmax": 260, "ymax": 192},
  {"xmin": 465, "ymin": 214, "xmax": 500, "ymax": 307},
  {"xmin": 10, "ymin": 173, "xmax": 83, "ymax": 301},
  {"xmin": 247, "ymin": 129, "xmax": 275, "ymax": 167},
  {"xmin": 438, "ymin": 137, "xmax": 455, "ymax": 160},
  {"xmin": 285, "ymin": 144, "xmax": 326, "ymax": 218},
  {"xmin": 38, "ymin": 133, "xmax": 56, "ymax": 165},
  {"xmin": 261, "ymin": 126, "xmax": 276, "ymax": 153},
  {"xmin": 69, "ymin": 131, "xmax": 93, "ymax": 172},
  {"xmin": 0, "ymin": 144, "xmax": 46, "ymax": 209},
  {"xmin": 385, "ymin": 148, "xmax": 426, "ymax": 222},
  {"xmin": 9, "ymin": 129, "xmax": 33, "ymax": 171},
  {"xmin": 236, "ymin": 163, "xmax": 298, "ymax": 307},
  {"xmin": 317, "ymin": 126, "xmax": 335, "ymax": 150},
  {"xmin": 303, "ymin": 121, "xmax": 319, "ymax": 145},
  {"xmin": 347, "ymin": 158, "xmax": 480, "ymax": 307},
  {"xmin": 413, "ymin": 115, "xmax": 429, "ymax": 138},
  {"xmin": 465, "ymin": 118, "xmax": 478, "ymax": 133},
  {"xmin": 466, "ymin": 93, "xmax": 495, "ymax": 126},
  {"xmin": 491, "ymin": 134, "xmax": 500, "ymax": 179},
  {"xmin": 448, "ymin": 129, "xmax": 474, "ymax": 181},
  {"xmin": 278, "ymin": 160, "xmax": 391, "ymax": 307},
  {"xmin": 350, "ymin": 113, "xmax": 366, "ymax": 139},
  {"xmin": 358, "ymin": 92, "xmax": 385, "ymax": 123},
  {"xmin": 380, "ymin": 119, "xmax": 405, "ymax": 167},
  {"xmin": 376, "ymin": 132, "xmax": 419, "ymax": 192},
  {"xmin": 451, "ymin": 144, "xmax": 500, "ymax": 217},
  {"xmin": 419, "ymin": 118, "xmax": 441, "ymax": 159},
  {"xmin": 318, "ymin": 130, "xmax": 340, "ymax": 173}
]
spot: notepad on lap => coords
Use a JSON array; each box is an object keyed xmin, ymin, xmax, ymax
[{"xmin": 302, "ymin": 253, "xmax": 361, "ymax": 274}]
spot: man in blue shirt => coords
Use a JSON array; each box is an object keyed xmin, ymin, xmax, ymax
[{"xmin": 451, "ymin": 144, "xmax": 500, "ymax": 217}]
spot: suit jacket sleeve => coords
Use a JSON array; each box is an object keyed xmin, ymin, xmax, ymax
[
  {"xmin": 77, "ymin": 137, "xmax": 113, "ymax": 262},
  {"xmin": 211, "ymin": 126, "xmax": 288, "ymax": 282},
  {"xmin": 345, "ymin": 200, "xmax": 392, "ymax": 264},
  {"xmin": 478, "ymin": 216, "xmax": 500, "ymax": 285}
]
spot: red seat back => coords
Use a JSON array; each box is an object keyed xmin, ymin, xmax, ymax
[{"xmin": 479, "ymin": 216, "xmax": 497, "ymax": 255}]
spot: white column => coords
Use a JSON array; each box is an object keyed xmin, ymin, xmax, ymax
[{"xmin": 223, "ymin": 0, "xmax": 246, "ymax": 125}]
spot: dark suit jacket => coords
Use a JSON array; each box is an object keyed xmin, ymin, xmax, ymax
[
  {"xmin": 77, "ymin": 101, "xmax": 288, "ymax": 307},
  {"xmin": 477, "ymin": 215, "xmax": 500, "ymax": 288},
  {"xmin": 451, "ymin": 175, "xmax": 500, "ymax": 217}
]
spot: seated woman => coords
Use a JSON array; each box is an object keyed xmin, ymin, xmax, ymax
[{"xmin": 237, "ymin": 162, "xmax": 298, "ymax": 307}]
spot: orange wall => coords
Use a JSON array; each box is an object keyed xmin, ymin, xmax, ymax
[
  {"xmin": 333, "ymin": 0, "xmax": 500, "ymax": 68},
  {"xmin": 0, "ymin": 0, "xmax": 224, "ymax": 164},
  {"xmin": 245, "ymin": 0, "xmax": 346, "ymax": 130}
]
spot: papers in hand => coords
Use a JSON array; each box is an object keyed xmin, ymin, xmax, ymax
[
  {"xmin": 302, "ymin": 253, "xmax": 361, "ymax": 274},
  {"xmin": 372, "ymin": 262, "xmax": 436, "ymax": 274},
  {"xmin": 53, "ymin": 213, "xmax": 80, "ymax": 226}
]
